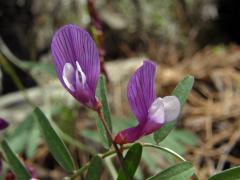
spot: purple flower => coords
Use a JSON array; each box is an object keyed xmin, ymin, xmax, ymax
[
  {"xmin": 0, "ymin": 118, "xmax": 9, "ymax": 130},
  {"xmin": 51, "ymin": 24, "xmax": 100, "ymax": 110},
  {"xmin": 114, "ymin": 60, "xmax": 181, "ymax": 144},
  {"xmin": 0, "ymin": 118, "xmax": 8, "ymax": 176}
]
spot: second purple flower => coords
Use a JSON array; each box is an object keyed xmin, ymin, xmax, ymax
[
  {"xmin": 51, "ymin": 24, "xmax": 100, "ymax": 110},
  {"xmin": 115, "ymin": 60, "xmax": 181, "ymax": 144}
]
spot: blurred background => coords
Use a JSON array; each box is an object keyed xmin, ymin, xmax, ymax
[{"xmin": 1, "ymin": 0, "xmax": 240, "ymax": 179}]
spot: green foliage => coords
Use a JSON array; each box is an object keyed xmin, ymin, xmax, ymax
[
  {"xmin": 96, "ymin": 75, "xmax": 112, "ymax": 149},
  {"xmin": 95, "ymin": 114, "xmax": 111, "ymax": 149},
  {"xmin": 153, "ymin": 121, "xmax": 175, "ymax": 144},
  {"xmin": 97, "ymin": 75, "xmax": 112, "ymax": 132},
  {"xmin": 80, "ymin": 116, "xmax": 199, "ymax": 176},
  {"xmin": 147, "ymin": 161, "xmax": 194, "ymax": 180},
  {"xmin": 208, "ymin": 166, "xmax": 240, "ymax": 180},
  {"xmin": 16, "ymin": 61, "xmax": 55, "ymax": 77},
  {"xmin": 7, "ymin": 113, "xmax": 40, "ymax": 157},
  {"xmin": 26, "ymin": 119, "xmax": 40, "ymax": 157},
  {"xmin": 117, "ymin": 143, "xmax": 142, "ymax": 180},
  {"xmin": 172, "ymin": 75, "xmax": 194, "ymax": 107},
  {"xmin": 86, "ymin": 155, "xmax": 103, "ymax": 180},
  {"xmin": 1, "ymin": 140, "xmax": 31, "ymax": 179},
  {"xmin": 52, "ymin": 105, "xmax": 75, "ymax": 138},
  {"xmin": 33, "ymin": 107, "xmax": 75, "ymax": 172},
  {"xmin": 154, "ymin": 75, "xmax": 194, "ymax": 144}
]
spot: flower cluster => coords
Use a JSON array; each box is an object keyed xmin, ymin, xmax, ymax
[{"xmin": 51, "ymin": 24, "xmax": 181, "ymax": 145}]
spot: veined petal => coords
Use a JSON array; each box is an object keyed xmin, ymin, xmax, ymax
[
  {"xmin": 127, "ymin": 60, "xmax": 156, "ymax": 124},
  {"xmin": 51, "ymin": 24, "xmax": 100, "ymax": 94},
  {"xmin": 0, "ymin": 118, "xmax": 9, "ymax": 130},
  {"xmin": 162, "ymin": 96, "xmax": 181, "ymax": 122}
]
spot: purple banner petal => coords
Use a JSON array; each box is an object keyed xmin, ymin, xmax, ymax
[
  {"xmin": 127, "ymin": 60, "xmax": 156, "ymax": 124},
  {"xmin": 51, "ymin": 24, "xmax": 100, "ymax": 109}
]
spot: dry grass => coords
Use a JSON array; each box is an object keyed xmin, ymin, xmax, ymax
[{"xmin": 108, "ymin": 44, "xmax": 240, "ymax": 179}]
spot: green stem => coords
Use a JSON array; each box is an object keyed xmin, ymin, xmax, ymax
[
  {"xmin": 0, "ymin": 54, "xmax": 34, "ymax": 106},
  {"xmin": 68, "ymin": 143, "xmax": 187, "ymax": 179},
  {"xmin": 96, "ymin": 107, "xmax": 130, "ymax": 180},
  {"xmin": 141, "ymin": 143, "xmax": 186, "ymax": 161},
  {"xmin": 70, "ymin": 162, "xmax": 90, "ymax": 179}
]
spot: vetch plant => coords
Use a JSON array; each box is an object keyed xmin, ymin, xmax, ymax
[{"xmin": 1, "ymin": 24, "xmax": 240, "ymax": 180}]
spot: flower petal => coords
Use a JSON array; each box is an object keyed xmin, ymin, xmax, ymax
[
  {"xmin": 51, "ymin": 24, "xmax": 100, "ymax": 94},
  {"xmin": 0, "ymin": 118, "xmax": 9, "ymax": 130},
  {"xmin": 76, "ymin": 61, "xmax": 87, "ymax": 87},
  {"xmin": 62, "ymin": 63, "xmax": 75, "ymax": 92},
  {"xmin": 127, "ymin": 60, "xmax": 156, "ymax": 123},
  {"xmin": 162, "ymin": 96, "xmax": 181, "ymax": 122},
  {"xmin": 142, "ymin": 98, "xmax": 165, "ymax": 135},
  {"xmin": 148, "ymin": 97, "xmax": 165, "ymax": 124},
  {"xmin": 114, "ymin": 125, "xmax": 143, "ymax": 145}
]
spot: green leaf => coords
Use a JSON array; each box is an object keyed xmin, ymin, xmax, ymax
[
  {"xmin": 147, "ymin": 161, "xmax": 194, "ymax": 180},
  {"xmin": 96, "ymin": 75, "xmax": 112, "ymax": 148},
  {"xmin": 7, "ymin": 113, "xmax": 35, "ymax": 153},
  {"xmin": 172, "ymin": 75, "xmax": 194, "ymax": 107},
  {"xmin": 95, "ymin": 115, "xmax": 111, "ymax": 149},
  {"xmin": 86, "ymin": 155, "xmax": 103, "ymax": 180},
  {"xmin": 153, "ymin": 121, "xmax": 175, "ymax": 144},
  {"xmin": 18, "ymin": 61, "xmax": 55, "ymax": 77},
  {"xmin": 97, "ymin": 75, "xmax": 112, "ymax": 132},
  {"xmin": 208, "ymin": 166, "xmax": 240, "ymax": 180},
  {"xmin": 117, "ymin": 143, "xmax": 142, "ymax": 180},
  {"xmin": 7, "ymin": 112, "xmax": 40, "ymax": 158},
  {"xmin": 1, "ymin": 140, "xmax": 31, "ymax": 179},
  {"xmin": 154, "ymin": 75, "xmax": 194, "ymax": 144},
  {"xmin": 26, "ymin": 119, "xmax": 40, "ymax": 157},
  {"xmin": 33, "ymin": 107, "xmax": 75, "ymax": 172},
  {"xmin": 31, "ymin": 62, "xmax": 56, "ymax": 76}
]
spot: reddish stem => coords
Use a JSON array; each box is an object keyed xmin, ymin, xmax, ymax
[
  {"xmin": 96, "ymin": 105, "xmax": 130, "ymax": 180},
  {"xmin": 87, "ymin": 0, "xmax": 110, "ymax": 82}
]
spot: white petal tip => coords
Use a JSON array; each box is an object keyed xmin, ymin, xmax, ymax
[
  {"xmin": 63, "ymin": 63, "xmax": 75, "ymax": 92},
  {"xmin": 163, "ymin": 96, "xmax": 181, "ymax": 122}
]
